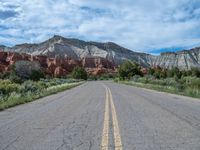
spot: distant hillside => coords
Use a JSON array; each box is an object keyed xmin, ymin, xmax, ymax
[{"xmin": 1, "ymin": 35, "xmax": 200, "ymax": 70}]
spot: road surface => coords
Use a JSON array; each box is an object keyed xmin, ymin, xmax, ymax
[{"xmin": 0, "ymin": 81, "xmax": 200, "ymax": 150}]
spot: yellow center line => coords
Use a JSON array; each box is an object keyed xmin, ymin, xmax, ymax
[
  {"xmin": 108, "ymin": 88, "xmax": 123, "ymax": 150},
  {"xmin": 101, "ymin": 87, "xmax": 109, "ymax": 150},
  {"xmin": 101, "ymin": 84, "xmax": 123, "ymax": 150}
]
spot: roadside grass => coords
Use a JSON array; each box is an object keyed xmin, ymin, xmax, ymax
[
  {"xmin": 0, "ymin": 80, "xmax": 84, "ymax": 110},
  {"xmin": 115, "ymin": 76, "xmax": 200, "ymax": 99}
]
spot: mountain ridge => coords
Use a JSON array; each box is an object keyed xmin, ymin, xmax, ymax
[{"xmin": 1, "ymin": 35, "xmax": 200, "ymax": 70}]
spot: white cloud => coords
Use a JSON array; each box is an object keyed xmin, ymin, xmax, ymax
[{"xmin": 0, "ymin": 0, "xmax": 200, "ymax": 53}]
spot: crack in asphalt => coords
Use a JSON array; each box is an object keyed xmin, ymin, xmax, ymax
[{"xmin": 2, "ymin": 136, "xmax": 20, "ymax": 150}]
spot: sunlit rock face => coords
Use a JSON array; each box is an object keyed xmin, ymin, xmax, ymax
[{"xmin": 1, "ymin": 35, "xmax": 200, "ymax": 70}]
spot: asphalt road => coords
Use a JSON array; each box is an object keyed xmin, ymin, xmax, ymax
[{"xmin": 0, "ymin": 81, "xmax": 200, "ymax": 150}]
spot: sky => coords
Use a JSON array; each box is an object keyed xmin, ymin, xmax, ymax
[{"xmin": 0, "ymin": 0, "xmax": 200, "ymax": 54}]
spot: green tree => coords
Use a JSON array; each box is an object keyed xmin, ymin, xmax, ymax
[
  {"xmin": 71, "ymin": 66, "xmax": 88, "ymax": 80},
  {"xmin": 118, "ymin": 60, "xmax": 141, "ymax": 80},
  {"xmin": 15, "ymin": 60, "xmax": 41, "ymax": 79}
]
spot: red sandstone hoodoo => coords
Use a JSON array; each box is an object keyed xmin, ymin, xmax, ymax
[{"xmin": 0, "ymin": 51, "xmax": 117, "ymax": 77}]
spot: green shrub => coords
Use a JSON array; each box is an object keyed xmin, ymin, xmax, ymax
[
  {"xmin": 118, "ymin": 60, "xmax": 141, "ymax": 80},
  {"xmin": 148, "ymin": 68, "xmax": 155, "ymax": 75},
  {"xmin": 131, "ymin": 75, "xmax": 141, "ymax": 82},
  {"xmin": 184, "ymin": 77, "xmax": 200, "ymax": 89},
  {"xmin": 153, "ymin": 71, "xmax": 161, "ymax": 79},
  {"xmin": 114, "ymin": 77, "xmax": 120, "ymax": 82},
  {"xmin": 30, "ymin": 70, "xmax": 45, "ymax": 81},
  {"xmin": 0, "ymin": 70, "xmax": 23, "ymax": 83},
  {"xmin": 167, "ymin": 67, "xmax": 182, "ymax": 78},
  {"xmin": 164, "ymin": 78, "xmax": 178, "ymax": 86},
  {"xmin": 8, "ymin": 72, "xmax": 23, "ymax": 84},
  {"xmin": 0, "ymin": 73, "xmax": 4, "ymax": 79},
  {"xmin": 0, "ymin": 80, "xmax": 20, "ymax": 95},
  {"xmin": 71, "ymin": 66, "xmax": 87, "ymax": 80},
  {"xmin": 20, "ymin": 81, "xmax": 41, "ymax": 93},
  {"xmin": 191, "ymin": 68, "xmax": 200, "ymax": 77},
  {"xmin": 88, "ymin": 75, "xmax": 98, "ymax": 81}
]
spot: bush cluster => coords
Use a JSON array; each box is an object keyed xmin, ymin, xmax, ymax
[
  {"xmin": 118, "ymin": 60, "xmax": 142, "ymax": 80},
  {"xmin": 0, "ymin": 78, "xmax": 77, "ymax": 97},
  {"xmin": 71, "ymin": 66, "xmax": 88, "ymax": 80},
  {"xmin": 148, "ymin": 67, "xmax": 200, "ymax": 79}
]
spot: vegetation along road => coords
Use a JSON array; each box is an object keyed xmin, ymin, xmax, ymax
[{"xmin": 0, "ymin": 81, "xmax": 200, "ymax": 150}]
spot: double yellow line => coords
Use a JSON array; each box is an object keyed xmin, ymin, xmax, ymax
[{"xmin": 101, "ymin": 85, "xmax": 123, "ymax": 150}]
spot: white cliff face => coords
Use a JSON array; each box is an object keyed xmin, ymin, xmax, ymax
[
  {"xmin": 1, "ymin": 35, "xmax": 200, "ymax": 70},
  {"xmin": 147, "ymin": 49, "xmax": 200, "ymax": 70}
]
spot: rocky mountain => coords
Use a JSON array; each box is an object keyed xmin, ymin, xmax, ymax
[{"xmin": 1, "ymin": 35, "xmax": 200, "ymax": 70}]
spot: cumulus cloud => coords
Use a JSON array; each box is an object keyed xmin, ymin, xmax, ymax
[{"xmin": 0, "ymin": 0, "xmax": 200, "ymax": 53}]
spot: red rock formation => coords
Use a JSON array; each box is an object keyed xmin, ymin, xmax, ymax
[
  {"xmin": 88, "ymin": 68, "xmax": 107, "ymax": 75},
  {"xmin": 82, "ymin": 57, "xmax": 116, "ymax": 75},
  {"xmin": 82, "ymin": 57, "xmax": 114, "ymax": 69},
  {"xmin": 54, "ymin": 67, "xmax": 66, "ymax": 77},
  {"xmin": 0, "ymin": 51, "xmax": 116, "ymax": 76},
  {"xmin": 0, "ymin": 51, "xmax": 8, "ymax": 63},
  {"xmin": 0, "ymin": 64, "xmax": 6, "ymax": 72},
  {"xmin": 34, "ymin": 55, "xmax": 48, "ymax": 68},
  {"xmin": 6, "ymin": 52, "xmax": 23, "ymax": 65}
]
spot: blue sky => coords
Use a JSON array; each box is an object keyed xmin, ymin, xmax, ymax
[{"xmin": 1, "ymin": 0, "xmax": 200, "ymax": 54}]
